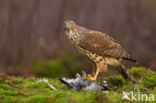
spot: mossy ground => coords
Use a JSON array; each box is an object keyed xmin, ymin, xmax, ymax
[{"xmin": 0, "ymin": 67, "xmax": 156, "ymax": 103}]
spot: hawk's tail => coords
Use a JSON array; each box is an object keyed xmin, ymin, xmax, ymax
[
  {"xmin": 116, "ymin": 64, "xmax": 136, "ymax": 83},
  {"xmin": 122, "ymin": 57, "xmax": 138, "ymax": 64}
]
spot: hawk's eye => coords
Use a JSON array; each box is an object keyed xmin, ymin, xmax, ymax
[{"xmin": 70, "ymin": 22, "xmax": 75, "ymax": 26}]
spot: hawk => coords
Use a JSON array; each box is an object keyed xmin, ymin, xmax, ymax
[{"xmin": 64, "ymin": 20, "xmax": 136, "ymax": 83}]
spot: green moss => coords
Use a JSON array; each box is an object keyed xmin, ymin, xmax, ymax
[
  {"xmin": 130, "ymin": 67, "xmax": 154, "ymax": 78},
  {"xmin": 0, "ymin": 67, "xmax": 156, "ymax": 103},
  {"xmin": 130, "ymin": 67, "xmax": 156, "ymax": 89},
  {"xmin": 144, "ymin": 74, "xmax": 156, "ymax": 88},
  {"xmin": 48, "ymin": 79, "xmax": 68, "ymax": 90},
  {"xmin": 51, "ymin": 90, "xmax": 101, "ymax": 103},
  {"xmin": 10, "ymin": 76, "xmax": 24, "ymax": 84},
  {"xmin": 0, "ymin": 91, "xmax": 17, "ymax": 96},
  {"xmin": 0, "ymin": 83, "xmax": 11, "ymax": 90},
  {"xmin": 130, "ymin": 67, "xmax": 147, "ymax": 73},
  {"xmin": 26, "ymin": 95, "xmax": 52, "ymax": 103},
  {"xmin": 108, "ymin": 75, "xmax": 125, "ymax": 88},
  {"xmin": 2, "ymin": 96, "xmax": 23, "ymax": 103},
  {"xmin": 23, "ymin": 79, "xmax": 48, "ymax": 89},
  {"xmin": 106, "ymin": 92, "xmax": 123, "ymax": 103}
]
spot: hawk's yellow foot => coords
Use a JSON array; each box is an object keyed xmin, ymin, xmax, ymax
[{"xmin": 84, "ymin": 74, "xmax": 97, "ymax": 82}]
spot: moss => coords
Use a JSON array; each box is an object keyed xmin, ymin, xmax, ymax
[
  {"xmin": 106, "ymin": 92, "xmax": 123, "ymax": 103},
  {"xmin": 144, "ymin": 74, "xmax": 156, "ymax": 88},
  {"xmin": 130, "ymin": 67, "xmax": 154, "ymax": 78},
  {"xmin": 130, "ymin": 66, "xmax": 147, "ymax": 73},
  {"xmin": 108, "ymin": 75, "xmax": 125, "ymax": 88},
  {"xmin": 0, "ymin": 67, "xmax": 156, "ymax": 103},
  {"xmin": 2, "ymin": 96, "xmax": 23, "ymax": 103},
  {"xmin": 0, "ymin": 91, "xmax": 17, "ymax": 96},
  {"xmin": 130, "ymin": 67, "xmax": 156, "ymax": 89},
  {"xmin": 23, "ymin": 79, "xmax": 49, "ymax": 89},
  {"xmin": 51, "ymin": 90, "xmax": 100, "ymax": 103},
  {"xmin": 26, "ymin": 95, "xmax": 52, "ymax": 103},
  {"xmin": 0, "ymin": 83, "xmax": 11, "ymax": 90},
  {"xmin": 48, "ymin": 79, "xmax": 68, "ymax": 90},
  {"xmin": 9, "ymin": 76, "xmax": 24, "ymax": 84}
]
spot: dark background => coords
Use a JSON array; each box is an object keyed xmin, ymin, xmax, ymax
[{"xmin": 0, "ymin": 0, "xmax": 156, "ymax": 77}]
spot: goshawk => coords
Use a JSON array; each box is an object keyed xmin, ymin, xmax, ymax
[{"xmin": 64, "ymin": 20, "xmax": 136, "ymax": 83}]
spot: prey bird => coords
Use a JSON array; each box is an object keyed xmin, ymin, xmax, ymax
[{"xmin": 64, "ymin": 20, "xmax": 136, "ymax": 83}]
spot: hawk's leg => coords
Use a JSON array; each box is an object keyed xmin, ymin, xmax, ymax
[
  {"xmin": 84, "ymin": 63, "xmax": 107, "ymax": 81},
  {"xmin": 120, "ymin": 64, "xmax": 136, "ymax": 83},
  {"xmin": 84, "ymin": 67, "xmax": 100, "ymax": 82}
]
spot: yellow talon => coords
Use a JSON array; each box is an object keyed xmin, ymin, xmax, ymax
[
  {"xmin": 84, "ymin": 65, "xmax": 100, "ymax": 82},
  {"xmin": 154, "ymin": 86, "xmax": 156, "ymax": 90},
  {"xmin": 84, "ymin": 74, "xmax": 96, "ymax": 82}
]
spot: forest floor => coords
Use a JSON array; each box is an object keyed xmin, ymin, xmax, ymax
[{"xmin": 0, "ymin": 67, "xmax": 156, "ymax": 103}]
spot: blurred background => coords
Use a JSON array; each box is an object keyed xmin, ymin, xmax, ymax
[{"xmin": 0, "ymin": 0, "xmax": 156, "ymax": 78}]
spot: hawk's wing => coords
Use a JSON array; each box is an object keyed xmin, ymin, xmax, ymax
[{"xmin": 78, "ymin": 31, "xmax": 132, "ymax": 60}]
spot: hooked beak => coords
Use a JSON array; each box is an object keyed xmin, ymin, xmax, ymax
[
  {"xmin": 64, "ymin": 23, "xmax": 68, "ymax": 31},
  {"xmin": 64, "ymin": 22, "xmax": 70, "ymax": 33}
]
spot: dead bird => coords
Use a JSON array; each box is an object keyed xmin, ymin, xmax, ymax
[{"xmin": 59, "ymin": 73, "xmax": 109, "ymax": 92}]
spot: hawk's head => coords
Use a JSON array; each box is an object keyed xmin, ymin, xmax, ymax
[{"xmin": 64, "ymin": 20, "xmax": 76, "ymax": 33}]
